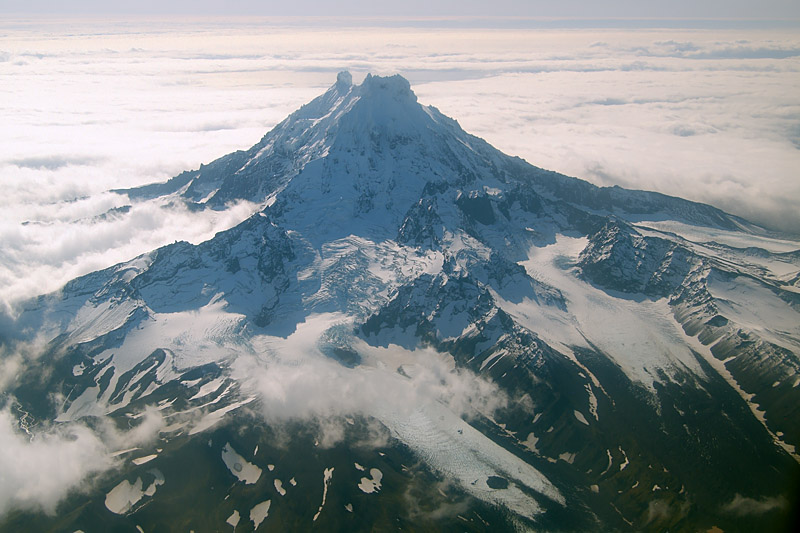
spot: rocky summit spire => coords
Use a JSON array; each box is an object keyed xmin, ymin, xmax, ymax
[
  {"xmin": 335, "ymin": 70, "xmax": 353, "ymax": 89},
  {"xmin": 359, "ymin": 73, "xmax": 417, "ymax": 103}
]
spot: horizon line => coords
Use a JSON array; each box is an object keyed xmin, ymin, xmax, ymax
[{"xmin": 3, "ymin": 15, "xmax": 800, "ymax": 29}]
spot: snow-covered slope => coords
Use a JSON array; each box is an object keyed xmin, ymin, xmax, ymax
[{"xmin": 2, "ymin": 73, "xmax": 798, "ymax": 532}]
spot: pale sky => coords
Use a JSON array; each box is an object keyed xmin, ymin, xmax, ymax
[{"xmin": 2, "ymin": 0, "xmax": 799, "ymax": 19}]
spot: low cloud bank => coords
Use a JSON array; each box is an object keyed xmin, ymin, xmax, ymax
[
  {"xmin": 234, "ymin": 315, "xmax": 507, "ymax": 447},
  {"xmin": 241, "ymin": 346, "xmax": 504, "ymax": 422},
  {"xmin": 0, "ymin": 409, "xmax": 109, "ymax": 516},
  {"xmin": 0, "ymin": 407, "xmax": 163, "ymax": 517},
  {"xmin": 0, "ymin": 194, "xmax": 260, "ymax": 313}
]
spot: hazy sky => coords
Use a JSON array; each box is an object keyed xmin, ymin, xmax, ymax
[{"xmin": 2, "ymin": 0, "xmax": 800, "ymax": 19}]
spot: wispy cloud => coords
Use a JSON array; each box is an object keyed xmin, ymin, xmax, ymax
[
  {"xmin": 0, "ymin": 409, "xmax": 109, "ymax": 515},
  {"xmin": 0, "ymin": 193, "xmax": 260, "ymax": 313},
  {"xmin": 0, "ymin": 405, "xmax": 163, "ymax": 516},
  {"xmin": 233, "ymin": 314, "xmax": 508, "ymax": 451},
  {"xmin": 721, "ymin": 493, "xmax": 788, "ymax": 516},
  {"xmin": 8, "ymin": 155, "xmax": 103, "ymax": 170},
  {"xmin": 239, "ymin": 335, "xmax": 505, "ymax": 425}
]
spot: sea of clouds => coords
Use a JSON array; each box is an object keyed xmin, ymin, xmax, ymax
[{"xmin": 2, "ymin": 18, "xmax": 799, "ymax": 311}]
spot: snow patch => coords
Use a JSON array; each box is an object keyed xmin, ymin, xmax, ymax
[
  {"xmin": 600, "ymin": 449, "xmax": 613, "ymax": 476},
  {"xmin": 559, "ymin": 452, "xmax": 576, "ymax": 464},
  {"xmin": 250, "ymin": 500, "xmax": 271, "ymax": 529},
  {"xmin": 132, "ymin": 454, "xmax": 157, "ymax": 466},
  {"xmin": 226, "ymin": 510, "xmax": 240, "ymax": 528},
  {"xmin": 188, "ymin": 396, "xmax": 255, "ymax": 435},
  {"xmin": 584, "ymin": 384, "xmax": 599, "ymax": 421},
  {"xmin": 521, "ymin": 433, "xmax": 539, "ymax": 454},
  {"xmin": 313, "ymin": 467, "xmax": 334, "ymax": 522},
  {"xmin": 357, "ymin": 468, "xmax": 383, "ymax": 494},
  {"xmin": 221, "ymin": 442, "xmax": 262, "ymax": 485},
  {"xmin": 574, "ymin": 410, "xmax": 589, "ymax": 426},
  {"xmin": 188, "ymin": 377, "xmax": 227, "ymax": 401},
  {"xmin": 618, "ymin": 447, "xmax": 629, "ymax": 471},
  {"xmin": 104, "ymin": 469, "xmax": 164, "ymax": 515},
  {"xmin": 105, "ymin": 478, "xmax": 144, "ymax": 515}
]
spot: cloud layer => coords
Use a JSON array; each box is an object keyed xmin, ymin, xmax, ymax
[
  {"xmin": 0, "ymin": 406, "xmax": 163, "ymax": 516},
  {"xmin": 236, "ymin": 316, "xmax": 506, "ymax": 426},
  {"xmin": 0, "ymin": 409, "xmax": 109, "ymax": 515},
  {"xmin": 1, "ymin": 19, "xmax": 799, "ymax": 311}
]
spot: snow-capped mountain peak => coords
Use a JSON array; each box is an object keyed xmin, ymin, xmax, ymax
[{"xmin": 4, "ymin": 72, "xmax": 799, "ymax": 532}]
